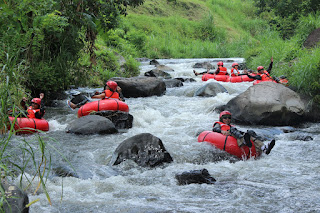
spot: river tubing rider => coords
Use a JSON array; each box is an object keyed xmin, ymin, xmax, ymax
[
  {"xmin": 22, "ymin": 93, "xmax": 45, "ymax": 119},
  {"xmin": 246, "ymin": 57, "xmax": 274, "ymax": 81},
  {"xmin": 230, "ymin": 62, "xmax": 240, "ymax": 77},
  {"xmin": 212, "ymin": 111, "xmax": 275, "ymax": 155},
  {"xmin": 91, "ymin": 81, "xmax": 124, "ymax": 101},
  {"xmin": 193, "ymin": 61, "xmax": 229, "ymax": 76}
]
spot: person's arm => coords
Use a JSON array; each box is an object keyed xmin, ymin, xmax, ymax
[
  {"xmin": 212, "ymin": 123, "xmax": 222, "ymax": 133},
  {"xmin": 91, "ymin": 93, "xmax": 106, "ymax": 99},
  {"xmin": 35, "ymin": 94, "xmax": 45, "ymax": 119},
  {"xmin": 214, "ymin": 67, "xmax": 220, "ymax": 75},
  {"xmin": 266, "ymin": 57, "xmax": 273, "ymax": 74},
  {"xmin": 246, "ymin": 73, "xmax": 262, "ymax": 80},
  {"xmin": 117, "ymin": 86, "xmax": 125, "ymax": 102}
]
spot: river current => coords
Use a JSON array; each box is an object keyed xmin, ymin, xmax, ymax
[{"xmin": 11, "ymin": 58, "xmax": 320, "ymax": 212}]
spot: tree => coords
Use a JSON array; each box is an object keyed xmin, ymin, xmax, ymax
[{"xmin": 0, "ymin": 0, "xmax": 144, "ymax": 98}]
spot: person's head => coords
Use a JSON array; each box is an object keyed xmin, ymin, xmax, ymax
[
  {"xmin": 217, "ymin": 61, "xmax": 224, "ymax": 67},
  {"xmin": 219, "ymin": 111, "xmax": 232, "ymax": 124},
  {"xmin": 232, "ymin": 62, "xmax": 239, "ymax": 68},
  {"xmin": 106, "ymin": 81, "xmax": 118, "ymax": 92},
  {"xmin": 31, "ymin": 98, "xmax": 41, "ymax": 109},
  {"xmin": 257, "ymin": 66, "xmax": 264, "ymax": 73}
]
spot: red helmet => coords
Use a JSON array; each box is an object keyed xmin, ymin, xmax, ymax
[
  {"xmin": 219, "ymin": 111, "xmax": 231, "ymax": 121},
  {"xmin": 257, "ymin": 66, "xmax": 264, "ymax": 71},
  {"xmin": 31, "ymin": 98, "xmax": 41, "ymax": 105},
  {"xmin": 232, "ymin": 62, "xmax": 239, "ymax": 67},
  {"xmin": 217, "ymin": 61, "xmax": 224, "ymax": 66},
  {"xmin": 106, "ymin": 81, "xmax": 118, "ymax": 91}
]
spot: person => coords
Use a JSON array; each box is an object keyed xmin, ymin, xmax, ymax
[
  {"xmin": 91, "ymin": 81, "xmax": 124, "ymax": 101},
  {"xmin": 212, "ymin": 111, "xmax": 275, "ymax": 155},
  {"xmin": 67, "ymin": 90, "xmax": 90, "ymax": 110},
  {"xmin": 20, "ymin": 93, "xmax": 46, "ymax": 119},
  {"xmin": 246, "ymin": 57, "xmax": 274, "ymax": 81},
  {"xmin": 193, "ymin": 61, "xmax": 229, "ymax": 76},
  {"xmin": 230, "ymin": 63, "xmax": 240, "ymax": 77}
]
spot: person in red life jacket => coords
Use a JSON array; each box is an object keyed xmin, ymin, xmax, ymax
[
  {"xmin": 230, "ymin": 63, "xmax": 240, "ymax": 77},
  {"xmin": 23, "ymin": 93, "xmax": 45, "ymax": 119},
  {"xmin": 247, "ymin": 57, "xmax": 274, "ymax": 81},
  {"xmin": 91, "ymin": 81, "xmax": 124, "ymax": 101},
  {"xmin": 214, "ymin": 61, "xmax": 229, "ymax": 75},
  {"xmin": 212, "ymin": 111, "xmax": 275, "ymax": 155},
  {"xmin": 193, "ymin": 61, "xmax": 229, "ymax": 76}
]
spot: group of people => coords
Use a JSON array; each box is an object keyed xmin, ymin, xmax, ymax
[
  {"xmin": 193, "ymin": 57, "xmax": 289, "ymax": 86},
  {"xmin": 194, "ymin": 59, "xmax": 279, "ymax": 155}
]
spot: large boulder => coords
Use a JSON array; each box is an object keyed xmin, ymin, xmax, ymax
[
  {"xmin": 66, "ymin": 115, "xmax": 118, "ymax": 135},
  {"xmin": 175, "ymin": 169, "xmax": 216, "ymax": 185},
  {"xmin": 194, "ymin": 82, "xmax": 228, "ymax": 97},
  {"xmin": 93, "ymin": 111, "xmax": 133, "ymax": 129},
  {"xmin": 303, "ymin": 28, "xmax": 320, "ymax": 48},
  {"xmin": 110, "ymin": 133, "xmax": 173, "ymax": 167},
  {"xmin": 219, "ymin": 82, "xmax": 306, "ymax": 125},
  {"xmin": 110, "ymin": 77, "xmax": 166, "ymax": 98},
  {"xmin": 2, "ymin": 181, "xmax": 29, "ymax": 213}
]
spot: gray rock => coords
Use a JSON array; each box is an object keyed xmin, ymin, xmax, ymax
[
  {"xmin": 175, "ymin": 169, "xmax": 216, "ymax": 185},
  {"xmin": 219, "ymin": 82, "xmax": 306, "ymax": 125},
  {"xmin": 110, "ymin": 133, "xmax": 173, "ymax": 167},
  {"xmin": 93, "ymin": 111, "xmax": 133, "ymax": 129},
  {"xmin": 110, "ymin": 76, "xmax": 166, "ymax": 98},
  {"xmin": 144, "ymin": 69, "xmax": 172, "ymax": 79},
  {"xmin": 194, "ymin": 82, "xmax": 228, "ymax": 97},
  {"xmin": 66, "ymin": 115, "xmax": 118, "ymax": 135},
  {"xmin": 2, "ymin": 181, "xmax": 29, "ymax": 213},
  {"xmin": 164, "ymin": 79, "xmax": 183, "ymax": 88}
]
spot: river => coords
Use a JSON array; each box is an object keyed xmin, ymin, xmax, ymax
[{"xmin": 10, "ymin": 58, "xmax": 320, "ymax": 212}]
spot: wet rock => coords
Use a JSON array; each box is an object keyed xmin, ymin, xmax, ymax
[
  {"xmin": 66, "ymin": 115, "xmax": 118, "ymax": 135},
  {"xmin": 110, "ymin": 133, "xmax": 173, "ymax": 167},
  {"xmin": 1, "ymin": 181, "xmax": 29, "ymax": 213},
  {"xmin": 175, "ymin": 169, "xmax": 216, "ymax": 185},
  {"xmin": 218, "ymin": 82, "xmax": 306, "ymax": 126},
  {"xmin": 110, "ymin": 77, "xmax": 166, "ymax": 98},
  {"xmin": 164, "ymin": 79, "xmax": 183, "ymax": 88},
  {"xmin": 53, "ymin": 166, "xmax": 79, "ymax": 178},
  {"xmin": 93, "ymin": 111, "xmax": 133, "ymax": 129},
  {"xmin": 294, "ymin": 135, "xmax": 313, "ymax": 141},
  {"xmin": 192, "ymin": 62, "xmax": 214, "ymax": 69},
  {"xmin": 155, "ymin": 64, "xmax": 174, "ymax": 72},
  {"xmin": 144, "ymin": 69, "xmax": 172, "ymax": 79},
  {"xmin": 150, "ymin": 59, "xmax": 160, "ymax": 66},
  {"xmin": 194, "ymin": 82, "xmax": 228, "ymax": 97},
  {"xmin": 175, "ymin": 77, "xmax": 196, "ymax": 83}
]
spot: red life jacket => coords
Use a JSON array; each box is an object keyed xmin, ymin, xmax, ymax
[
  {"xmin": 280, "ymin": 78, "xmax": 288, "ymax": 86},
  {"xmin": 213, "ymin": 121, "xmax": 234, "ymax": 131},
  {"xmin": 27, "ymin": 106, "xmax": 40, "ymax": 118},
  {"xmin": 216, "ymin": 67, "xmax": 228, "ymax": 75},
  {"xmin": 231, "ymin": 68, "xmax": 239, "ymax": 77},
  {"xmin": 260, "ymin": 70, "xmax": 273, "ymax": 81},
  {"xmin": 104, "ymin": 89, "xmax": 120, "ymax": 100}
]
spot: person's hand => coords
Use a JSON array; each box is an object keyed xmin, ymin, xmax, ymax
[
  {"xmin": 39, "ymin": 93, "xmax": 44, "ymax": 99},
  {"xmin": 221, "ymin": 130, "xmax": 230, "ymax": 136},
  {"xmin": 116, "ymin": 86, "xmax": 122, "ymax": 93},
  {"xmin": 271, "ymin": 56, "xmax": 273, "ymax": 62},
  {"xmin": 22, "ymin": 97, "xmax": 28, "ymax": 102}
]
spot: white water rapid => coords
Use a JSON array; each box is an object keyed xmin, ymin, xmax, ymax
[{"xmin": 11, "ymin": 58, "xmax": 320, "ymax": 212}]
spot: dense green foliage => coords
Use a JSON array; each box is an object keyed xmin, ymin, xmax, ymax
[{"xmin": 0, "ymin": 0, "xmax": 144, "ymax": 99}]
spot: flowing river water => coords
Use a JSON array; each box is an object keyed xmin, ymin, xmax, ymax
[{"xmin": 10, "ymin": 58, "xmax": 320, "ymax": 212}]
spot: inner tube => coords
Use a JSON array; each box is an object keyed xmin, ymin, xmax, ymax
[
  {"xmin": 78, "ymin": 99, "xmax": 129, "ymax": 117},
  {"xmin": 202, "ymin": 74, "xmax": 254, "ymax": 83},
  {"xmin": 197, "ymin": 131, "xmax": 259, "ymax": 160},
  {"xmin": 8, "ymin": 116, "xmax": 49, "ymax": 134},
  {"xmin": 253, "ymin": 79, "xmax": 277, "ymax": 85}
]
